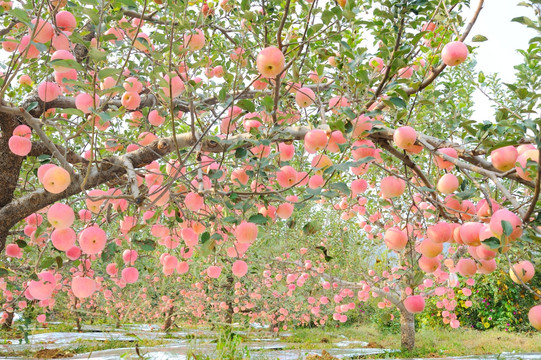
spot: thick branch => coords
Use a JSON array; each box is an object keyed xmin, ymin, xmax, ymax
[
  {"xmin": 28, "ymin": 141, "xmax": 88, "ymax": 165},
  {"xmin": 0, "ymin": 127, "xmax": 311, "ymax": 243}
]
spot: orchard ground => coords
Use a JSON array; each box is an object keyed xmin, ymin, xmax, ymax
[{"xmin": 1, "ymin": 321, "xmax": 541, "ymax": 359}]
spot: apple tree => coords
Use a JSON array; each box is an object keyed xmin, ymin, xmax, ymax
[{"xmin": 0, "ymin": 0, "xmax": 540, "ymax": 350}]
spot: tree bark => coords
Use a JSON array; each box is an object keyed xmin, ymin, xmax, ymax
[
  {"xmin": 2, "ymin": 311, "xmax": 14, "ymax": 330},
  {"xmin": 399, "ymin": 310, "xmax": 415, "ymax": 351},
  {"xmin": 164, "ymin": 306, "xmax": 174, "ymax": 332},
  {"xmin": 0, "ymin": 110, "xmax": 24, "ymax": 251}
]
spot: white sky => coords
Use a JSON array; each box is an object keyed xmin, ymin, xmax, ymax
[{"xmin": 469, "ymin": 0, "xmax": 536, "ymax": 121}]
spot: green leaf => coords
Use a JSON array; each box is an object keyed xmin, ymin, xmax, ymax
[
  {"xmin": 61, "ymin": 108, "xmax": 85, "ymax": 117},
  {"xmin": 412, "ymin": 270, "xmax": 425, "ymax": 286},
  {"xmin": 248, "ymin": 214, "xmax": 267, "ymax": 224},
  {"xmin": 315, "ymin": 246, "xmax": 333, "ymax": 262},
  {"xmin": 516, "ymin": 88, "xmax": 529, "ymax": 100},
  {"xmin": 49, "ymin": 59, "xmax": 84, "ymax": 72},
  {"xmin": 455, "ymin": 188, "xmax": 476, "ymax": 200},
  {"xmin": 135, "ymin": 239, "xmax": 155, "ymax": 251},
  {"xmin": 388, "ymin": 97, "xmax": 408, "ymax": 109},
  {"xmin": 308, "ymin": 23, "xmax": 324, "ymax": 38},
  {"xmin": 328, "ymin": 118, "xmax": 346, "ymax": 133},
  {"xmin": 209, "ymin": 170, "xmax": 223, "ymax": 179},
  {"xmin": 342, "ymin": 107, "xmax": 357, "ymax": 120},
  {"xmin": 89, "ymin": 47, "xmax": 108, "ymax": 62},
  {"xmin": 200, "ymin": 231, "xmax": 210, "ymax": 243},
  {"xmin": 322, "ymin": 10, "xmax": 334, "ymax": 24},
  {"xmin": 128, "ymin": 224, "xmax": 147, "ymax": 234},
  {"xmin": 236, "ymin": 99, "xmax": 255, "ymax": 113},
  {"xmin": 261, "ymin": 96, "xmax": 274, "ymax": 112},
  {"xmin": 34, "ymin": 42, "xmax": 48, "ymax": 53},
  {"xmin": 329, "ymin": 182, "xmax": 351, "ymax": 196},
  {"xmin": 199, "ymin": 237, "xmax": 215, "ymax": 257},
  {"xmin": 322, "ymin": 190, "xmax": 339, "ymax": 198},
  {"xmin": 101, "ymin": 242, "xmax": 117, "ymax": 261},
  {"xmin": 512, "ymin": 16, "xmax": 535, "ymax": 27},
  {"xmin": 235, "ymin": 148, "xmax": 247, "ymax": 159},
  {"xmin": 26, "ymin": 102, "xmax": 38, "ymax": 112},
  {"xmin": 118, "ymin": 0, "xmax": 138, "ymax": 8},
  {"xmin": 472, "ymin": 34, "xmax": 488, "ymax": 42},
  {"xmin": 41, "ymin": 257, "xmax": 55, "ymax": 269},
  {"xmin": 98, "ymin": 68, "xmax": 120, "ymax": 79},
  {"xmin": 478, "ymin": 71, "xmax": 485, "ymax": 84},
  {"xmin": 15, "ymin": 240, "xmax": 27, "ymax": 248},
  {"xmin": 210, "ymin": 233, "xmax": 224, "ymax": 241},
  {"xmin": 82, "ymin": 8, "xmax": 100, "ymax": 24},
  {"xmin": 223, "ymin": 216, "xmax": 238, "ymax": 224},
  {"xmin": 303, "ymin": 221, "xmax": 321, "ymax": 235},
  {"xmin": 501, "ymin": 220, "xmax": 513, "ymax": 237},
  {"xmin": 37, "ymin": 154, "xmax": 51, "ymax": 164},
  {"xmin": 481, "ymin": 236, "xmax": 501, "ymax": 249},
  {"xmin": 9, "ymin": 8, "xmax": 31, "ymax": 25}
]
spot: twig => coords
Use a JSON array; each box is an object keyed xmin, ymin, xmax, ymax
[{"xmin": 522, "ymin": 147, "xmax": 541, "ymax": 223}]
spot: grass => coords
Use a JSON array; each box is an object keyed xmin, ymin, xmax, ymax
[
  {"xmin": 285, "ymin": 324, "xmax": 541, "ymax": 358},
  {"xmin": 0, "ymin": 338, "xmax": 168, "ymax": 359}
]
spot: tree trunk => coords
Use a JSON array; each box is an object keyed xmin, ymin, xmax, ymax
[
  {"xmin": 2, "ymin": 311, "xmax": 14, "ymax": 330},
  {"xmin": 225, "ymin": 275, "xmax": 234, "ymax": 326},
  {"xmin": 0, "ymin": 110, "xmax": 25, "ymax": 252},
  {"xmin": 73, "ymin": 299, "xmax": 81, "ymax": 332},
  {"xmin": 164, "ymin": 306, "xmax": 174, "ymax": 332},
  {"xmin": 399, "ymin": 310, "xmax": 415, "ymax": 351}
]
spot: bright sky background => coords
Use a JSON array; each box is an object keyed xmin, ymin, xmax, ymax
[{"xmin": 469, "ymin": 0, "xmax": 536, "ymax": 121}]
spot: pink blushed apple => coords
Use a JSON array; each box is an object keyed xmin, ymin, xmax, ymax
[
  {"xmin": 491, "ymin": 146, "xmax": 518, "ymax": 172},
  {"xmin": 42, "ymin": 166, "xmax": 71, "ymax": 194},
  {"xmin": 384, "ymin": 227, "xmax": 407, "ymax": 250},
  {"xmin": 256, "ymin": 47, "xmax": 285, "ymax": 78},
  {"xmin": 51, "ymin": 228, "xmax": 76, "ymax": 251},
  {"xmin": 437, "ymin": 173, "xmax": 459, "ymax": 194},
  {"xmin": 122, "ymin": 267, "xmax": 139, "ymax": 283},
  {"xmin": 37, "ymin": 81, "xmax": 61, "ymax": 102},
  {"xmin": 8, "ymin": 136, "xmax": 31, "ymax": 156},
  {"xmin": 75, "ymin": 93, "xmax": 100, "ymax": 114},
  {"xmin": 71, "ymin": 276, "xmax": 96, "ymax": 299},
  {"xmin": 509, "ymin": 261, "xmax": 535, "ymax": 284},
  {"xmin": 79, "ymin": 225, "xmax": 107, "ymax": 254},
  {"xmin": 529, "ymin": 305, "xmax": 541, "ymax": 330},
  {"xmin": 47, "ymin": 202, "xmax": 74, "ymax": 229},
  {"xmin": 295, "ymin": 87, "xmax": 315, "ymax": 108},
  {"xmin": 404, "ymin": 295, "xmax": 425, "ymax": 313},
  {"xmin": 380, "ymin": 176, "xmax": 405, "ymax": 198},
  {"xmin": 232, "ymin": 260, "xmax": 248, "ymax": 277},
  {"xmin": 235, "ymin": 221, "xmax": 258, "ymax": 244},
  {"xmin": 56, "ymin": 11, "xmax": 77, "ymax": 32},
  {"xmin": 441, "ymin": 41, "xmax": 468, "ymax": 66},
  {"xmin": 393, "ymin": 126, "xmax": 417, "ymax": 149}
]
